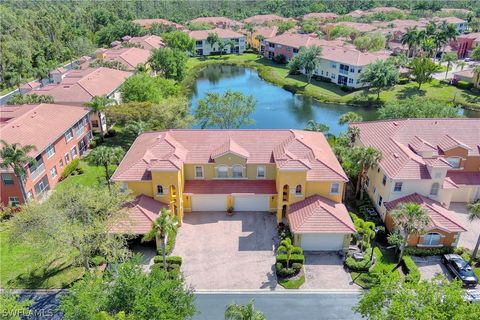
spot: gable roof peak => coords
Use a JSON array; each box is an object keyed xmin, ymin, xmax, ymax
[{"xmin": 211, "ymin": 137, "xmax": 250, "ymax": 159}]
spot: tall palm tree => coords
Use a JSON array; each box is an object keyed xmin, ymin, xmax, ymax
[
  {"xmin": 440, "ymin": 22, "xmax": 459, "ymax": 56},
  {"xmin": 225, "ymin": 299, "xmax": 266, "ymax": 320},
  {"xmin": 142, "ymin": 208, "xmax": 178, "ymax": 269},
  {"xmin": 420, "ymin": 38, "xmax": 436, "ymax": 58},
  {"xmin": 304, "ymin": 120, "xmax": 329, "ymax": 133},
  {"xmin": 89, "ymin": 146, "xmax": 125, "ymax": 192},
  {"xmin": 0, "ymin": 141, "xmax": 36, "ymax": 203},
  {"xmin": 85, "ymin": 96, "xmax": 114, "ymax": 136},
  {"xmin": 467, "ymin": 201, "xmax": 480, "ymax": 261},
  {"xmin": 401, "ymin": 27, "xmax": 419, "ymax": 58},
  {"xmin": 338, "ymin": 112, "xmax": 363, "ymax": 125},
  {"xmin": 473, "ymin": 65, "xmax": 480, "ymax": 88},
  {"xmin": 441, "ymin": 52, "xmax": 457, "ymax": 79},
  {"xmin": 297, "ymin": 45, "xmax": 322, "ymax": 83},
  {"xmin": 355, "ymin": 147, "xmax": 382, "ymax": 199},
  {"xmin": 390, "ymin": 202, "xmax": 430, "ymax": 263}
]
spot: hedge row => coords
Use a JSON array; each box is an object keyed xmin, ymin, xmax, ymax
[
  {"xmin": 403, "ymin": 246, "xmax": 453, "ymax": 257},
  {"xmin": 276, "ymin": 254, "xmax": 305, "ymax": 266},
  {"xmin": 345, "ymin": 248, "xmax": 374, "ymax": 272},
  {"xmin": 153, "ymin": 255, "xmax": 182, "ymax": 266},
  {"xmin": 60, "ymin": 159, "xmax": 80, "ymax": 180},
  {"xmin": 402, "ymin": 256, "xmax": 420, "ymax": 283}
]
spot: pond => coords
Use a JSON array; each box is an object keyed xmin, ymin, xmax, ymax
[{"xmin": 189, "ymin": 65, "xmax": 479, "ymax": 135}]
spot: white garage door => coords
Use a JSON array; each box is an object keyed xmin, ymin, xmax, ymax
[
  {"xmin": 300, "ymin": 233, "xmax": 345, "ymax": 251},
  {"xmin": 191, "ymin": 194, "xmax": 227, "ymax": 211},
  {"xmin": 234, "ymin": 195, "xmax": 270, "ymax": 211}
]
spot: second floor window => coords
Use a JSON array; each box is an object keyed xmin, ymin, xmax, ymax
[
  {"xmin": 447, "ymin": 157, "xmax": 461, "ymax": 168},
  {"xmin": 50, "ymin": 166, "xmax": 57, "ymax": 179},
  {"xmin": 71, "ymin": 146, "xmax": 78, "ymax": 159},
  {"xmin": 232, "ymin": 165, "xmax": 243, "ymax": 178},
  {"xmin": 195, "ymin": 166, "xmax": 203, "ymax": 178},
  {"xmin": 382, "ymin": 175, "xmax": 387, "ymax": 186},
  {"xmin": 217, "ymin": 165, "xmax": 228, "ymax": 178},
  {"xmin": 256, "ymin": 166, "xmax": 265, "ymax": 178},
  {"xmin": 45, "ymin": 144, "xmax": 55, "ymax": 158},
  {"xmin": 2, "ymin": 173, "xmax": 14, "ymax": 185},
  {"xmin": 65, "ymin": 129, "xmax": 73, "ymax": 142},
  {"xmin": 295, "ymin": 184, "xmax": 302, "ymax": 195},
  {"xmin": 430, "ymin": 182, "xmax": 440, "ymax": 196},
  {"xmin": 394, "ymin": 182, "xmax": 403, "ymax": 192},
  {"xmin": 330, "ymin": 183, "xmax": 340, "ymax": 194},
  {"xmin": 157, "ymin": 185, "xmax": 164, "ymax": 195}
]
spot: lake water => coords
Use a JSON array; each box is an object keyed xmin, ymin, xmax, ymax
[{"xmin": 189, "ymin": 65, "xmax": 479, "ymax": 135}]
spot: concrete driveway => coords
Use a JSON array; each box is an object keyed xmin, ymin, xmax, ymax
[
  {"xmin": 412, "ymin": 256, "xmax": 452, "ymax": 281},
  {"xmin": 172, "ymin": 211, "xmax": 278, "ymax": 290},
  {"xmin": 303, "ymin": 253, "xmax": 359, "ymax": 289},
  {"xmin": 449, "ymin": 203, "xmax": 480, "ymax": 250}
]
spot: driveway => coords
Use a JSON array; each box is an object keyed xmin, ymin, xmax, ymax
[
  {"xmin": 172, "ymin": 211, "xmax": 278, "ymax": 290},
  {"xmin": 302, "ymin": 253, "xmax": 359, "ymax": 289},
  {"xmin": 449, "ymin": 203, "xmax": 480, "ymax": 250},
  {"xmin": 412, "ymin": 256, "xmax": 452, "ymax": 281}
]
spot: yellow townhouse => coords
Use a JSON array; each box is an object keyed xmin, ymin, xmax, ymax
[{"xmin": 111, "ymin": 129, "xmax": 355, "ymax": 251}]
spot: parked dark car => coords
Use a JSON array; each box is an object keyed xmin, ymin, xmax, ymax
[{"xmin": 442, "ymin": 254, "xmax": 478, "ymax": 288}]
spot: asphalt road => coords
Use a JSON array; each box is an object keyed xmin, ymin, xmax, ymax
[
  {"xmin": 193, "ymin": 291, "xmax": 362, "ymax": 320},
  {"xmin": 17, "ymin": 290, "xmax": 362, "ymax": 319}
]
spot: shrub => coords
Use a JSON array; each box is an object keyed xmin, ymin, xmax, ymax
[
  {"xmin": 275, "ymin": 262, "xmax": 283, "ymax": 273},
  {"xmin": 454, "ymin": 247, "xmax": 472, "ymax": 262},
  {"xmin": 166, "ymin": 256, "xmax": 182, "ymax": 266},
  {"xmin": 90, "ymin": 255, "xmax": 106, "ymax": 267},
  {"xmin": 398, "ymin": 77, "xmax": 409, "ymax": 84},
  {"xmin": 314, "ymin": 75, "xmax": 332, "ymax": 83},
  {"xmin": 340, "ymin": 85, "xmax": 355, "ymax": 92},
  {"xmin": 273, "ymin": 54, "xmax": 287, "ymax": 64},
  {"xmin": 105, "ymin": 128, "xmax": 117, "ymax": 137},
  {"xmin": 402, "ymin": 256, "xmax": 420, "ymax": 283},
  {"xmin": 291, "ymin": 247, "xmax": 303, "ymax": 255},
  {"xmin": 278, "ymin": 267, "xmax": 296, "ymax": 277},
  {"xmin": 60, "ymin": 159, "xmax": 80, "ymax": 180},
  {"xmin": 292, "ymin": 263, "xmax": 303, "ymax": 271},
  {"xmin": 276, "ymin": 254, "xmax": 304, "ymax": 266},
  {"xmin": 403, "ymin": 246, "xmax": 453, "ymax": 257},
  {"xmin": 345, "ymin": 255, "xmax": 374, "ymax": 272},
  {"xmin": 456, "ymin": 80, "xmax": 473, "ymax": 89}
]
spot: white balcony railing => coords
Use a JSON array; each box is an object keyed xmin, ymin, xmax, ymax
[{"xmin": 30, "ymin": 163, "xmax": 45, "ymax": 181}]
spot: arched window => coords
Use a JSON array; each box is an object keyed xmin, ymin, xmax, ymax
[
  {"xmin": 422, "ymin": 233, "xmax": 441, "ymax": 246},
  {"xmin": 156, "ymin": 185, "xmax": 164, "ymax": 195},
  {"xmin": 217, "ymin": 165, "xmax": 228, "ymax": 178},
  {"xmin": 232, "ymin": 165, "xmax": 243, "ymax": 178},
  {"xmin": 430, "ymin": 182, "xmax": 440, "ymax": 196},
  {"xmin": 295, "ymin": 184, "xmax": 302, "ymax": 195}
]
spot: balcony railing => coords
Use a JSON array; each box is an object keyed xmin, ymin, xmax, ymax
[{"xmin": 30, "ymin": 163, "xmax": 45, "ymax": 181}]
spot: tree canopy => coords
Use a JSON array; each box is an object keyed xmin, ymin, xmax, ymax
[
  {"xmin": 120, "ymin": 73, "xmax": 179, "ymax": 103},
  {"xmin": 148, "ymin": 48, "xmax": 188, "ymax": 81},
  {"xmin": 377, "ymin": 96, "xmax": 461, "ymax": 119},
  {"xmin": 359, "ymin": 59, "xmax": 399, "ymax": 99},
  {"xmin": 410, "ymin": 57, "xmax": 437, "ymax": 89},
  {"xmin": 195, "ymin": 90, "xmax": 256, "ymax": 129},
  {"xmin": 162, "ymin": 31, "xmax": 195, "ymax": 53}
]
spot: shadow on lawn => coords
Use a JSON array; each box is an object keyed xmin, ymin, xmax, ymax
[
  {"xmin": 8, "ymin": 258, "xmax": 77, "ymax": 289},
  {"xmin": 396, "ymin": 86, "xmax": 426, "ymax": 99},
  {"xmin": 460, "ymin": 91, "xmax": 480, "ymax": 105}
]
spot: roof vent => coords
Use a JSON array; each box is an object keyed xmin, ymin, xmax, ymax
[
  {"xmin": 393, "ymin": 153, "xmax": 399, "ymax": 158},
  {"xmin": 393, "ymin": 121, "xmax": 399, "ymax": 126}
]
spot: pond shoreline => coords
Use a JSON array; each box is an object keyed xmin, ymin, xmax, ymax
[{"xmin": 183, "ymin": 55, "xmax": 480, "ymax": 112}]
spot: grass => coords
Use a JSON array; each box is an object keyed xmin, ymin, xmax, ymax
[
  {"xmin": 0, "ymin": 228, "xmax": 84, "ymax": 289},
  {"xmin": 350, "ymin": 247, "xmax": 400, "ymax": 289},
  {"xmin": 278, "ymin": 274, "xmax": 305, "ymax": 289},
  {"xmin": 184, "ymin": 54, "xmax": 480, "ymax": 110},
  {"xmin": 55, "ymin": 160, "xmax": 113, "ymax": 190},
  {"xmin": 474, "ymin": 267, "xmax": 480, "ymax": 279}
]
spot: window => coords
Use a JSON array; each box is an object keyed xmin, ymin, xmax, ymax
[
  {"xmin": 34, "ymin": 175, "xmax": 50, "ymax": 196},
  {"xmin": 232, "ymin": 165, "xmax": 243, "ymax": 178},
  {"xmin": 59, "ymin": 159, "xmax": 64, "ymax": 168},
  {"xmin": 156, "ymin": 185, "xmax": 164, "ymax": 195},
  {"xmin": 382, "ymin": 175, "xmax": 387, "ymax": 186},
  {"xmin": 71, "ymin": 146, "xmax": 78, "ymax": 159},
  {"xmin": 29, "ymin": 156, "xmax": 45, "ymax": 181},
  {"xmin": 293, "ymin": 48, "xmax": 298, "ymax": 53},
  {"xmin": 394, "ymin": 182, "xmax": 403, "ymax": 192},
  {"xmin": 91, "ymin": 120, "xmax": 99, "ymax": 128},
  {"xmin": 46, "ymin": 144, "xmax": 55, "ymax": 158},
  {"xmin": 330, "ymin": 183, "xmax": 340, "ymax": 194},
  {"xmin": 422, "ymin": 233, "xmax": 441, "ymax": 246},
  {"xmin": 295, "ymin": 184, "xmax": 302, "ymax": 195},
  {"xmin": 378, "ymin": 195, "xmax": 383, "ymax": 207},
  {"xmin": 331, "ymin": 63, "xmax": 337, "ymax": 68},
  {"xmin": 348, "ymin": 78, "xmax": 354, "ymax": 84},
  {"xmin": 2, "ymin": 173, "xmax": 14, "ymax": 185},
  {"xmin": 351, "ymin": 67, "xmax": 355, "ymax": 72},
  {"xmin": 9, "ymin": 197, "xmax": 20, "ymax": 207},
  {"xmin": 120, "ymin": 182, "xmax": 128, "ymax": 193},
  {"xmin": 447, "ymin": 157, "xmax": 461, "ymax": 168},
  {"xmin": 195, "ymin": 166, "xmax": 204, "ymax": 179},
  {"xmin": 217, "ymin": 165, "xmax": 228, "ymax": 178},
  {"xmin": 50, "ymin": 166, "xmax": 57, "ymax": 179},
  {"xmin": 65, "ymin": 152, "xmax": 70, "ymax": 164},
  {"xmin": 430, "ymin": 182, "xmax": 440, "ymax": 196},
  {"xmin": 65, "ymin": 129, "xmax": 73, "ymax": 142},
  {"xmin": 256, "ymin": 165, "xmax": 266, "ymax": 178},
  {"xmin": 331, "ymin": 74, "xmax": 336, "ymax": 79}
]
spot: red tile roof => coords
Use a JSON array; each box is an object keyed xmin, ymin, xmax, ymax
[
  {"xmin": 252, "ymin": 26, "xmax": 278, "ymax": 39},
  {"xmin": 188, "ymin": 28, "xmax": 244, "ymax": 40},
  {"xmin": 112, "ymin": 130, "xmax": 348, "ymax": 183},
  {"xmin": 265, "ymin": 32, "xmax": 346, "ymax": 49},
  {"xmin": 320, "ymin": 46, "xmax": 390, "ymax": 66},
  {"xmin": 190, "ymin": 16, "xmax": 241, "ymax": 26},
  {"xmin": 328, "ymin": 22, "xmax": 379, "ymax": 33},
  {"xmin": 351, "ymin": 119, "xmax": 480, "ymax": 179},
  {"xmin": 103, "ymin": 47, "xmax": 151, "ymax": 70},
  {"xmin": 0, "ymin": 103, "xmax": 90, "ymax": 156},
  {"xmin": 288, "ymin": 195, "xmax": 356, "ymax": 233},
  {"xmin": 111, "ymin": 195, "xmax": 169, "ymax": 234},
  {"xmin": 184, "ymin": 180, "xmax": 276, "ymax": 194},
  {"xmin": 211, "ymin": 138, "xmax": 250, "ymax": 159},
  {"xmin": 127, "ymin": 35, "xmax": 165, "ymax": 51},
  {"xmin": 132, "ymin": 18, "xmax": 185, "ymax": 30},
  {"xmin": 302, "ymin": 12, "xmax": 338, "ymax": 20},
  {"xmin": 28, "ymin": 68, "xmax": 132, "ymax": 105},
  {"xmin": 384, "ymin": 193, "xmax": 466, "ymax": 233},
  {"xmin": 447, "ymin": 172, "xmax": 480, "ymax": 186}
]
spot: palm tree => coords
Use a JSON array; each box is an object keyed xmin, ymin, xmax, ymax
[
  {"xmin": 457, "ymin": 61, "xmax": 466, "ymax": 71},
  {"xmin": 390, "ymin": 202, "xmax": 430, "ymax": 263},
  {"xmin": 467, "ymin": 201, "xmax": 480, "ymax": 261},
  {"xmin": 89, "ymin": 146, "xmax": 125, "ymax": 192},
  {"xmin": 338, "ymin": 112, "xmax": 363, "ymax": 125},
  {"xmin": 355, "ymin": 147, "xmax": 382, "ymax": 199},
  {"xmin": 473, "ymin": 65, "xmax": 480, "ymax": 88},
  {"xmin": 85, "ymin": 96, "xmax": 114, "ymax": 136},
  {"xmin": 125, "ymin": 120, "xmax": 150, "ymax": 136},
  {"xmin": 439, "ymin": 22, "xmax": 459, "ymax": 57},
  {"xmin": 225, "ymin": 299, "xmax": 266, "ymax": 320},
  {"xmin": 297, "ymin": 45, "xmax": 322, "ymax": 83},
  {"xmin": 277, "ymin": 237, "xmax": 295, "ymax": 268},
  {"xmin": 142, "ymin": 208, "xmax": 178, "ymax": 269},
  {"xmin": 0, "ymin": 141, "xmax": 36, "ymax": 203},
  {"xmin": 304, "ymin": 120, "xmax": 329, "ymax": 133},
  {"xmin": 401, "ymin": 27, "xmax": 419, "ymax": 58},
  {"xmin": 420, "ymin": 38, "xmax": 436, "ymax": 58},
  {"xmin": 225, "ymin": 39, "xmax": 237, "ymax": 54},
  {"xmin": 207, "ymin": 32, "xmax": 220, "ymax": 52},
  {"xmin": 441, "ymin": 52, "xmax": 457, "ymax": 79}
]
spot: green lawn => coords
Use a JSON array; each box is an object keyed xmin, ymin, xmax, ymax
[
  {"xmin": 0, "ymin": 228, "xmax": 84, "ymax": 288},
  {"xmin": 55, "ymin": 160, "xmax": 111, "ymax": 190},
  {"xmin": 278, "ymin": 275, "xmax": 305, "ymax": 289},
  {"xmin": 350, "ymin": 247, "xmax": 400, "ymax": 289},
  {"xmin": 185, "ymin": 54, "xmax": 480, "ymax": 109},
  {"xmin": 474, "ymin": 267, "xmax": 480, "ymax": 279}
]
